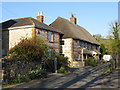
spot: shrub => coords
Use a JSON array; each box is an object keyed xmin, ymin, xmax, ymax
[
  {"xmin": 43, "ymin": 54, "xmax": 69, "ymax": 73},
  {"xmin": 2, "ymin": 81, "xmax": 8, "ymax": 86},
  {"xmin": 2, "ymin": 74, "xmax": 31, "ymax": 86},
  {"xmin": 55, "ymin": 54, "xmax": 69, "ymax": 68},
  {"xmin": 84, "ymin": 57, "xmax": 97, "ymax": 67},
  {"xmin": 57, "ymin": 66, "xmax": 72, "ymax": 73},
  {"xmin": 7, "ymin": 37, "xmax": 49, "ymax": 61},
  {"xmin": 28, "ymin": 68, "xmax": 47, "ymax": 80},
  {"xmin": 2, "ymin": 69, "xmax": 47, "ymax": 87},
  {"xmin": 104, "ymin": 67, "xmax": 112, "ymax": 75}
]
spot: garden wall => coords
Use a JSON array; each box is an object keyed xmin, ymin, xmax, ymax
[{"xmin": 2, "ymin": 58, "xmax": 42, "ymax": 81}]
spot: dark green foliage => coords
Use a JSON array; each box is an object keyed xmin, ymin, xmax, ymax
[
  {"xmin": 84, "ymin": 57, "xmax": 97, "ymax": 67},
  {"xmin": 28, "ymin": 68, "xmax": 47, "ymax": 80},
  {"xmin": 7, "ymin": 37, "xmax": 49, "ymax": 61},
  {"xmin": 2, "ymin": 75, "xmax": 30, "ymax": 86},
  {"xmin": 2, "ymin": 69, "xmax": 47, "ymax": 87},
  {"xmin": 110, "ymin": 21, "xmax": 120, "ymax": 53},
  {"xmin": 56, "ymin": 54, "xmax": 72, "ymax": 73},
  {"xmin": 55, "ymin": 54, "xmax": 69, "ymax": 68},
  {"xmin": 110, "ymin": 22, "xmax": 120, "ymax": 68},
  {"xmin": 100, "ymin": 44, "xmax": 108, "ymax": 57},
  {"xmin": 43, "ymin": 54, "xmax": 70, "ymax": 73},
  {"xmin": 103, "ymin": 67, "xmax": 112, "ymax": 75},
  {"xmin": 57, "ymin": 66, "xmax": 72, "ymax": 73}
]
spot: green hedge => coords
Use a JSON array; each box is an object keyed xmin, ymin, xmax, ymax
[{"xmin": 84, "ymin": 57, "xmax": 97, "ymax": 67}]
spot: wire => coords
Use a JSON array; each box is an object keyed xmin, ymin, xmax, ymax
[{"xmin": 1, "ymin": 5, "xmax": 21, "ymax": 18}]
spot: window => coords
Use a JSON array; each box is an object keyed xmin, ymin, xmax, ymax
[{"xmin": 48, "ymin": 32, "xmax": 54, "ymax": 42}]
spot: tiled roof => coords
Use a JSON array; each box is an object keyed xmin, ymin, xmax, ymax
[
  {"xmin": 50, "ymin": 17, "xmax": 100, "ymax": 45},
  {"xmin": 1, "ymin": 17, "xmax": 62, "ymax": 34},
  {"xmin": 2, "ymin": 17, "xmax": 33, "ymax": 29}
]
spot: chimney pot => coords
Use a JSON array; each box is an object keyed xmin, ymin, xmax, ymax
[
  {"xmin": 36, "ymin": 11, "xmax": 44, "ymax": 23},
  {"xmin": 38, "ymin": 12, "xmax": 43, "ymax": 16},
  {"xmin": 70, "ymin": 14, "xmax": 77, "ymax": 24}
]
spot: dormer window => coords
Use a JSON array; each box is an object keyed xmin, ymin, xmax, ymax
[{"xmin": 48, "ymin": 31, "xmax": 54, "ymax": 42}]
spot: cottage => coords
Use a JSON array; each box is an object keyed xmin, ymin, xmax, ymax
[
  {"xmin": 1, "ymin": 12, "xmax": 63, "ymax": 57},
  {"xmin": 50, "ymin": 15, "xmax": 100, "ymax": 67}
]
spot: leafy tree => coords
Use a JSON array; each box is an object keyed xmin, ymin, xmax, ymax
[
  {"xmin": 110, "ymin": 21, "xmax": 120, "ymax": 68},
  {"xmin": 100, "ymin": 44, "xmax": 108, "ymax": 57},
  {"xmin": 7, "ymin": 37, "xmax": 49, "ymax": 61}
]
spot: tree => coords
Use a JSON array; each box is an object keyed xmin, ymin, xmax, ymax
[
  {"xmin": 100, "ymin": 44, "xmax": 108, "ymax": 59},
  {"xmin": 110, "ymin": 21, "xmax": 120, "ymax": 68},
  {"xmin": 7, "ymin": 37, "xmax": 49, "ymax": 61}
]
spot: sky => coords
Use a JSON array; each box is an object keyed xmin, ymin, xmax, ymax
[{"xmin": 1, "ymin": 2, "xmax": 118, "ymax": 37}]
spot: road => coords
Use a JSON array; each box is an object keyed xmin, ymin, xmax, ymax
[{"xmin": 2, "ymin": 64, "xmax": 119, "ymax": 89}]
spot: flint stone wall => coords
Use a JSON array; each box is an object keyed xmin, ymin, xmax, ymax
[{"xmin": 2, "ymin": 58, "xmax": 41, "ymax": 80}]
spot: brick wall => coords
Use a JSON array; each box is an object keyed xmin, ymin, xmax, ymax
[{"xmin": 36, "ymin": 28, "xmax": 60, "ymax": 53}]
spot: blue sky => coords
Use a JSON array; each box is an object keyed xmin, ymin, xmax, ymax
[{"xmin": 1, "ymin": 2, "xmax": 118, "ymax": 37}]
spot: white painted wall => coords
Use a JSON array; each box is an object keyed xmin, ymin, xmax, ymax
[
  {"xmin": 9, "ymin": 28, "xmax": 32, "ymax": 49},
  {"xmin": 62, "ymin": 38, "xmax": 73, "ymax": 62}
]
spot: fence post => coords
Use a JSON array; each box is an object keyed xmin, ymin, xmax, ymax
[{"xmin": 54, "ymin": 58, "xmax": 57, "ymax": 73}]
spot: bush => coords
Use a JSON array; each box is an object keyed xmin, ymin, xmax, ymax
[
  {"xmin": 57, "ymin": 66, "xmax": 72, "ymax": 73},
  {"xmin": 7, "ymin": 37, "xmax": 49, "ymax": 61},
  {"xmin": 2, "ymin": 74, "xmax": 31, "ymax": 86},
  {"xmin": 28, "ymin": 68, "xmax": 47, "ymax": 80},
  {"xmin": 104, "ymin": 67, "xmax": 112, "ymax": 75},
  {"xmin": 84, "ymin": 57, "xmax": 97, "ymax": 67},
  {"xmin": 2, "ymin": 69, "xmax": 47, "ymax": 87},
  {"xmin": 43, "ymin": 54, "xmax": 69, "ymax": 73},
  {"xmin": 55, "ymin": 54, "xmax": 69, "ymax": 68}
]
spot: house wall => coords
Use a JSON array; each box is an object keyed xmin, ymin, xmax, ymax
[
  {"xmin": 9, "ymin": 28, "xmax": 33, "ymax": 49},
  {"xmin": 62, "ymin": 38, "xmax": 73, "ymax": 64},
  {"xmin": 2, "ymin": 27, "xmax": 60, "ymax": 56},
  {"xmin": 62, "ymin": 38, "xmax": 100, "ymax": 61},
  {"xmin": 73, "ymin": 40, "xmax": 81, "ymax": 61},
  {"xmin": 2, "ymin": 30, "xmax": 9, "ymax": 56},
  {"xmin": 2, "ymin": 28, "xmax": 33, "ymax": 56},
  {"xmin": 62, "ymin": 39, "xmax": 84, "ymax": 67},
  {"xmin": 36, "ymin": 28, "xmax": 60, "ymax": 53}
]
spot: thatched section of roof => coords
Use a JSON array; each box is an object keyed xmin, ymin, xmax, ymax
[{"xmin": 50, "ymin": 17, "xmax": 100, "ymax": 45}]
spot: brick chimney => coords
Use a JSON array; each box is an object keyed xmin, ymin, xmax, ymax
[
  {"xmin": 36, "ymin": 12, "xmax": 44, "ymax": 23},
  {"xmin": 70, "ymin": 14, "xmax": 76, "ymax": 24}
]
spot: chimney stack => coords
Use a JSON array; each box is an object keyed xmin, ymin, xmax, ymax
[
  {"xmin": 36, "ymin": 12, "xmax": 44, "ymax": 23},
  {"xmin": 70, "ymin": 14, "xmax": 76, "ymax": 24}
]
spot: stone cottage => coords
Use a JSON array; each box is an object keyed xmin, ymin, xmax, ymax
[
  {"xmin": 1, "ymin": 12, "xmax": 63, "ymax": 57},
  {"xmin": 50, "ymin": 15, "xmax": 100, "ymax": 67}
]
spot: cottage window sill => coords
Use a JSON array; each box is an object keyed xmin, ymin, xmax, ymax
[{"xmin": 49, "ymin": 41, "xmax": 54, "ymax": 43}]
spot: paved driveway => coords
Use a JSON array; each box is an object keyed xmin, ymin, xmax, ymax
[{"xmin": 2, "ymin": 64, "xmax": 119, "ymax": 89}]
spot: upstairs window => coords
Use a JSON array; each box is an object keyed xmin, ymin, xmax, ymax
[{"xmin": 48, "ymin": 32, "xmax": 54, "ymax": 42}]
